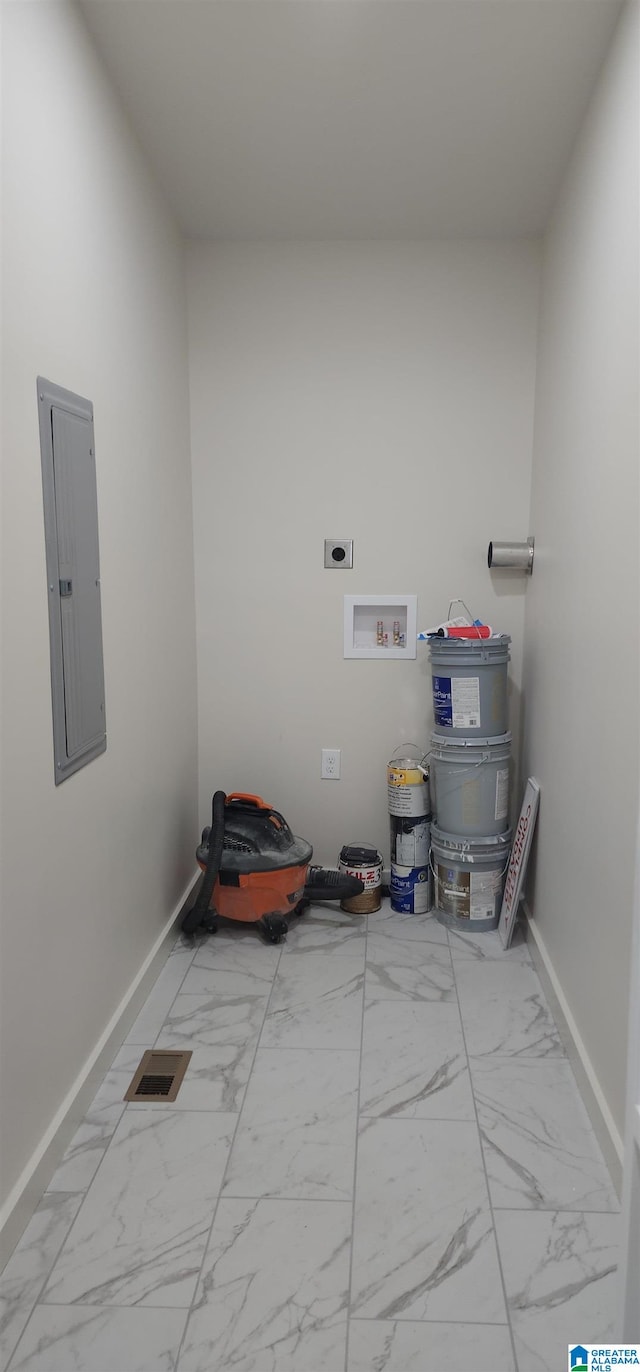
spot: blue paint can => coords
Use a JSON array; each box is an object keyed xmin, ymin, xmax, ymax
[{"xmin": 390, "ymin": 862, "xmax": 433, "ymax": 914}]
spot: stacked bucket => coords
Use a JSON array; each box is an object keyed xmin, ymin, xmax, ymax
[
  {"xmin": 428, "ymin": 636, "xmax": 512, "ymax": 932},
  {"xmin": 387, "ymin": 753, "xmax": 433, "ymax": 914}
]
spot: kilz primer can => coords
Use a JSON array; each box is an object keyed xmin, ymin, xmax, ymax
[{"xmin": 338, "ymin": 844, "xmax": 382, "ymax": 914}]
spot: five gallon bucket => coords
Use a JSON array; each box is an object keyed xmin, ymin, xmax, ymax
[
  {"xmin": 432, "ymin": 825, "xmax": 511, "ymax": 931},
  {"xmin": 430, "ymin": 636, "xmax": 510, "ymax": 738},
  {"xmin": 429, "ymin": 732, "xmax": 511, "ymax": 837},
  {"xmin": 339, "ymin": 844, "xmax": 383, "ymax": 914}
]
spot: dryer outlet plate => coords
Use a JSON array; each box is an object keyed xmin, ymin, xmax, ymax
[{"xmin": 324, "ymin": 540, "xmax": 353, "ymax": 569}]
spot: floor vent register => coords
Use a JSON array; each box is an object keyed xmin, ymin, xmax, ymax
[{"xmin": 124, "ymin": 1049, "xmax": 192, "ymax": 1102}]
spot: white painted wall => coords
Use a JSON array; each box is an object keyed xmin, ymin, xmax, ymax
[
  {"xmin": 523, "ymin": 0, "xmax": 639, "ymax": 1141},
  {"xmin": 0, "ymin": 3, "xmax": 197, "ymax": 1216},
  {"xmin": 187, "ymin": 241, "xmax": 540, "ymax": 863}
]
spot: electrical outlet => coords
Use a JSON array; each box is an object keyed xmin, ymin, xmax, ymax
[
  {"xmin": 324, "ymin": 540, "xmax": 353, "ymax": 569},
  {"xmin": 321, "ymin": 748, "xmax": 341, "ymax": 780}
]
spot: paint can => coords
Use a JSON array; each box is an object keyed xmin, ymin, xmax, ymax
[
  {"xmin": 388, "ymin": 750, "xmax": 430, "ymax": 859},
  {"xmin": 387, "ymin": 755, "xmax": 430, "ymax": 817},
  {"xmin": 431, "ymin": 825, "xmax": 511, "ymax": 931},
  {"xmin": 390, "ymin": 814, "xmax": 431, "ymax": 867},
  {"xmin": 339, "ymin": 844, "xmax": 383, "ymax": 913},
  {"xmin": 429, "ymin": 636, "xmax": 510, "ymax": 738},
  {"xmin": 429, "ymin": 732, "xmax": 511, "ymax": 837},
  {"xmin": 390, "ymin": 862, "xmax": 433, "ymax": 914}
]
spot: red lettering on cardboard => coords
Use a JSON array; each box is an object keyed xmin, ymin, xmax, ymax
[{"xmin": 504, "ymin": 804, "xmax": 532, "ymax": 910}]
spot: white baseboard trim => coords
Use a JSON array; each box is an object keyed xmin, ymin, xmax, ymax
[
  {"xmin": 0, "ymin": 870, "xmax": 199, "ymax": 1260},
  {"xmin": 524, "ymin": 900, "xmax": 624, "ymax": 1192}
]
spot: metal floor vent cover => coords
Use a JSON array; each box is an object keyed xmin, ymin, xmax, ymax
[{"xmin": 124, "ymin": 1049, "xmax": 192, "ymax": 1103}]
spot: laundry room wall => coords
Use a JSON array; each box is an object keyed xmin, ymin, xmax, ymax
[
  {"xmin": 522, "ymin": 0, "xmax": 640, "ymax": 1146},
  {"xmin": 0, "ymin": 3, "xmax": 197, "ymax": 1228},
  {"xmin": 187, "ymin": 240, "xmax": 540, "ymax": 863}
]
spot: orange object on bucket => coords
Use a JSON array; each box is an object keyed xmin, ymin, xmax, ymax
[{"xmin": 437, "ymin": 624, "xmax": 492, "ymax": 638}]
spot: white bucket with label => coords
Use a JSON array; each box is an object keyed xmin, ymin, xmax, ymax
[
  {"xmin": 429, "ymin": 636, "xmax": 510, "ymax": 738},
  {"xmin": 431, "ymin": 825, "xmax": 512, "ymax": 932},
  {"xmin": 429, "ymin": 732, "xmax": 511, "ymax": 837},
  {"xmin": 390, "ymin": 862, "xmax": 433, "ymax": 914}
]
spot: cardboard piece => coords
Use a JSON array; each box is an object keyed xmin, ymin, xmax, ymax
[{"xmin": 498, "ymin": 777, "xmax": 540, "ymax": 949}]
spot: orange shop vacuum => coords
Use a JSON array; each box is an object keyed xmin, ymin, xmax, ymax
[{"xmin": 181, "ymin": 791, "xmax": 364, "ymax": 943}]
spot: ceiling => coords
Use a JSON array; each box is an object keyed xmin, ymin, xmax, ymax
[{"xmin": 80, "ymin": 0, "xmax": 623, "ymax": 240}]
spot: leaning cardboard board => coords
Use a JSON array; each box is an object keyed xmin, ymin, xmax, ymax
[{"xmin": 498, "ymin": 778, "xmax": 540, "ymax": 949}]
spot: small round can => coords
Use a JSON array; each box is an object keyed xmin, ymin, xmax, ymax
[{"xmin": 338, "ymin": 844, "xmax": 382, "ymax": 913}]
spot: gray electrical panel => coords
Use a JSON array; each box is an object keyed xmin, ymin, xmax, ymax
[{"xmin": 37, "ymin": 378, "xmax": 106, "ymax": 783}]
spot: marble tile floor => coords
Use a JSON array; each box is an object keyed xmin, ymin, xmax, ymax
[{"xmin": 0, "ymin": 903, "xmax": 620, "ymax": 1372}]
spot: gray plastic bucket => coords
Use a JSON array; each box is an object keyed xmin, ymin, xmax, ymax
[
  {"xmin": 431, "ymin": 825, "xmax": 512, "ymax": 932},
  {"xmin": 430, "ymin": 636, "xmax": 510, "ymax": 738},
  {"xmin": 429, "ymin": 732, "xmax": 511, "ymax": 837}
]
